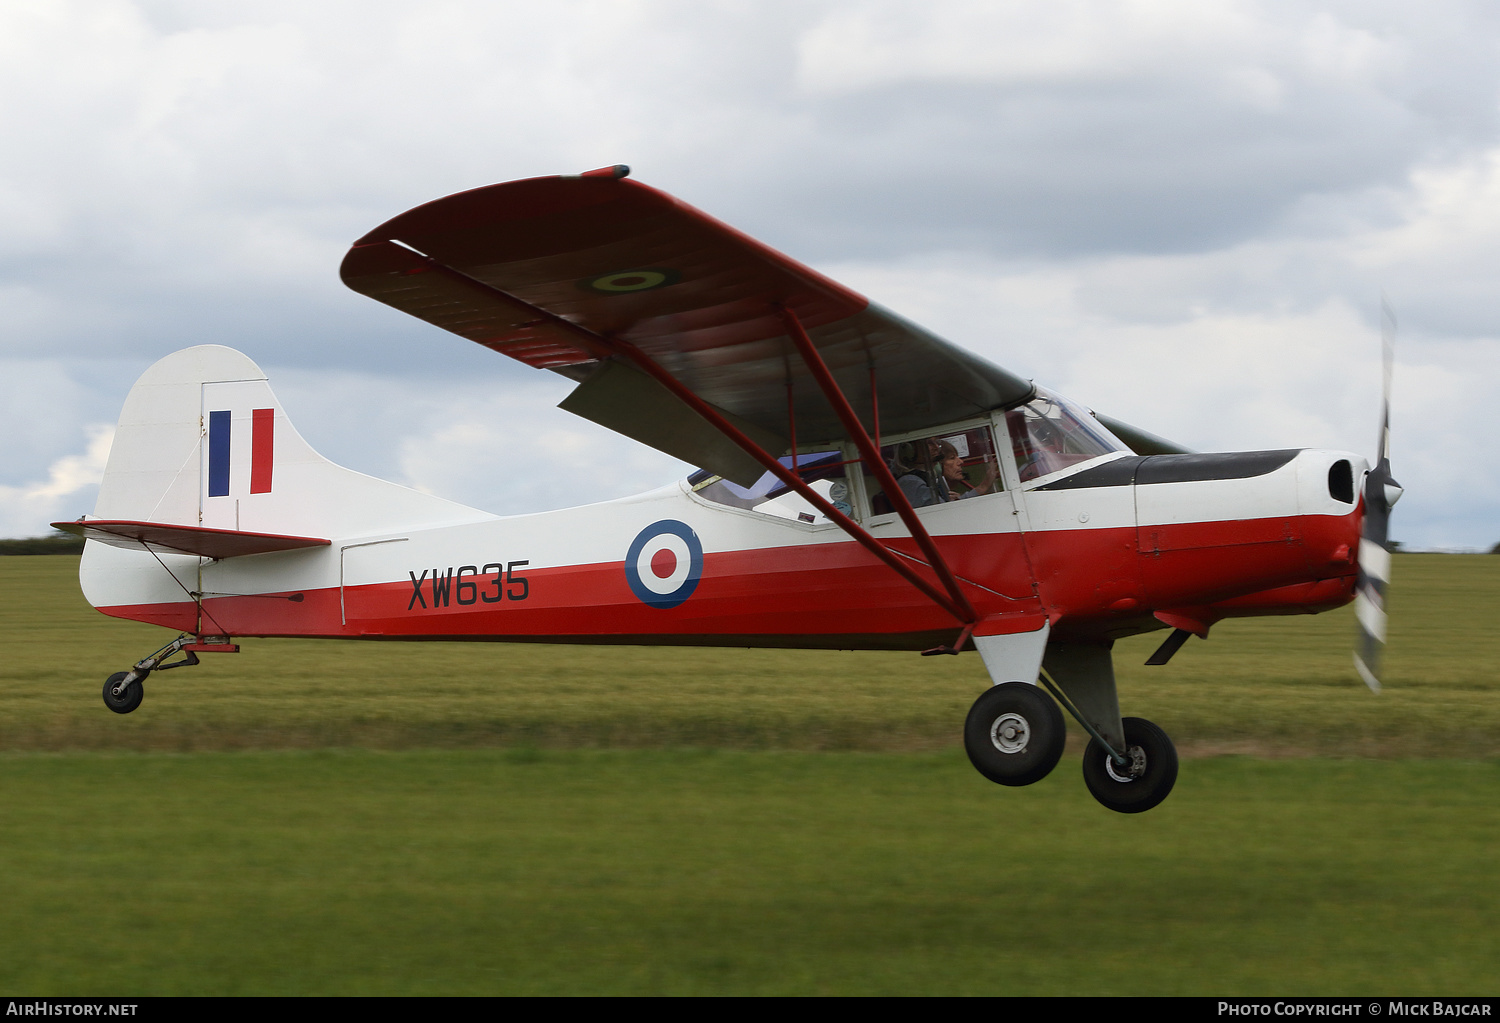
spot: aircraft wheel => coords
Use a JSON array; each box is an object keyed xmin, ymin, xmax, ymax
[
  {"xmin": 963, "ymin": 682, "xmax": 1066, "ymax": 787},
  {"xmin": 1082, "ymin": 716, "xmax": 1178, "ymax": 814},
  {"xmin": 102, "ymin": 672, "xmax": 144, "ymax": 715}
]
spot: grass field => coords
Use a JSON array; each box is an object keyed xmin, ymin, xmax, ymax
[
  {"xmin": 7, "ymin": 554, "xmax": 1500, "ymax": 756},
  {"xmin": 1, "ymin": 554, "xmax": 1496, "ymax": 994}
]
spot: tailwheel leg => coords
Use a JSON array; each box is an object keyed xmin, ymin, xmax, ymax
[
  {"xmin": 1080, "ymin": 716, "xmax": 1179, "ymax": 814},
  {"xmin": 100, "ymin": 634, "xmax": 229, "ymax": 715}
]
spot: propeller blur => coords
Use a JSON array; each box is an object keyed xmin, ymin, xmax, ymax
[{"xmin": 1353, "ymin": 298, "xmax": 1402, "ymax": 693}]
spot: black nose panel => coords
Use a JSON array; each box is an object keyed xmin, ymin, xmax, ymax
[{"xmin": 1032, "ymin": 449, "xmax": 1301, "ymax": 491}]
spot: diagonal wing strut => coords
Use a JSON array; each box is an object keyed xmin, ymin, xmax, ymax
[
  {"xmin": 778, "ymin": 306, "xmax": 979, "ymax": 624},
  {"xmin": 397, "ymin": 246, "xmax": 977, "ymax": 625}
]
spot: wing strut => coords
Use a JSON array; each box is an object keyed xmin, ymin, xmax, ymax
[
  {"xmin": 779, "ymin": 307, "xmax": 979, "ymax": 624},
  {"xmin": 400, "ymin": 250, "xmax": 975, "ymax": 624}
]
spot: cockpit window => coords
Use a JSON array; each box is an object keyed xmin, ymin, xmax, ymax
[
  {"xmin": 1005, "ymin": 388, "xmax": 1129, "ymax": 483},
  {"xmin": 689, "ymin": 450, "xmax": 851, "ymax": 524},
  {"xmin": 870, "ymin": 425, "xmax": 1002, "ymax": 514}
]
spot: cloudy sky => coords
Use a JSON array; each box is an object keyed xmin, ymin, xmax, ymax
[{"xmin": 4, "ymin": 0, "xmax": 1498, "ymax": 549}]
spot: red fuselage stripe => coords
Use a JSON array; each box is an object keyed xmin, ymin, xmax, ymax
[{"xmin": 94, "ymin": 510, "xmax": 1361, "ymax": 647}]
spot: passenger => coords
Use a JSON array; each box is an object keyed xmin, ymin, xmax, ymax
[{"xmin": 892, "ymin": 442, "xmax": 945, "ymax": 508}]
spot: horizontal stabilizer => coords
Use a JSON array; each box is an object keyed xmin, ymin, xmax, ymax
[{"xmin": 53, "ymin": 519, "xmax": 330, "ymax": 559}]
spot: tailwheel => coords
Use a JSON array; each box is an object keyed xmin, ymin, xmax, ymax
[
  {"xmin": 963, "ymin": 682, "xmax": 1067, "ymax": 787},
  {"xmin": 95, "ymin": 633, "xmax": 234, "ymax": 716},
  {"xmin": 102, "ymin": 671, "xmax": 145, "ymax": 715},
  {"xmin": 1081, "ymin": 716, "xmax": 1177, "ymax": 814}
]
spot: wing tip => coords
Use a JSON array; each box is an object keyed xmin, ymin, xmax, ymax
[{"xmin": 571, "ymin": 164, "xmax": 631, "ymax": 180}]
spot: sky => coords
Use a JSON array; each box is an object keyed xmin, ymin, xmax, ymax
[{"xmin": 3, "ymin": 0, "xmax": 1498, "ymax": 549}]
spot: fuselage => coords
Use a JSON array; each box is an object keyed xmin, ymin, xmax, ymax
[{"xmin": 81, "ymin": 441, "xmax": 1366, "ymax": 651}]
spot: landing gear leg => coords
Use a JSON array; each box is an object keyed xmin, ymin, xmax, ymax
[
  {"xmin": 1040, "ymin": 642, "xmax": 1179, "ymax": 813},
  {"xmin": 964, "ymin": 633, "xmax": 1182, "ymax": 811}
]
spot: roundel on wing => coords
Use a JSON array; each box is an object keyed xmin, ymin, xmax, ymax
[
  {"xmin": 625, "ymin": 519, "xmax": 703, "ymax": 609},
  {"xmin": 581, "ymin": 268, "xmax": 680, "ymax": 294}
]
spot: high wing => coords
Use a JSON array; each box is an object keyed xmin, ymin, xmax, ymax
[{"xmin": 341, "ymin": 166, "xmax": 1179, "ymax": 478}]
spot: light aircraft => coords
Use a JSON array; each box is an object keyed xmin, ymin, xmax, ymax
[{"xmin": 55, "ymin": 166, "xmax": 1399, "ymax": 813}]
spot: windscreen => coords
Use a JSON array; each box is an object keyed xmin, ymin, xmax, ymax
[{"xmin": 1005, "ymin": 388, "xmax": 1129, "ymax": 483}]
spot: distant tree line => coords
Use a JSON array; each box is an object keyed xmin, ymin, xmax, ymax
[{"xmin": 0, "ymin": 531, "xmax": 86, "ymax": 555}]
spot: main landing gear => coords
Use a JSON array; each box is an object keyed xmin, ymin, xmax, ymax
[
  {"xmin": 99, "ymin": 634, "xmax": 239, "ymax": 714},
  {"xmin": 963, "ymin": 682, "xmax": 1067, "ymax": 787},
  {"xmin": 1079, "ymin": 716, "xmax": 1179, "ymax": 814},
  {"xmin": 964, "ymin": 677, "xmax": 1179, "ymax": 813}
]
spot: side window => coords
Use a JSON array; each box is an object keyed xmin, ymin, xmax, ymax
[
  {"xmin": 870, "ymin": 426, "xmax": 1001, "ymax": 515},
  {"xmin": 689, "ymin": 451, "xmax": 852, "ymax": 524}
]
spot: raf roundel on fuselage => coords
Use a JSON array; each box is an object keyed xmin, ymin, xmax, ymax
[{"xmin": 624, "ymin": 519, "xmax": 704, "ymax": 609}]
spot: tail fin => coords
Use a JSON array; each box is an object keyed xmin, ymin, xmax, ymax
[{"xmin": 84, "ymin": 345, "xmax": 491, "ymax": 540}]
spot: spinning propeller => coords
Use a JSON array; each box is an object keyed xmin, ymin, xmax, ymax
[{"xmin": 1353, "ymin": 298, "xmax": 1403, "ymax": 692}]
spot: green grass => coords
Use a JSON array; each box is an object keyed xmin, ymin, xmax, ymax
[
  {"xmin": 0, "ymin": 750, "xmax": 1494, "ymax": 995},
  {"xmin": 1, "ymin": 554, "xmax": 1497, "ymax": 994},
  {"xmin": 4, "ymin": 554, "xmax": 1497, "ymax": 756}
]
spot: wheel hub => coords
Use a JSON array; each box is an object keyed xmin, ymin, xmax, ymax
[
  {"xmin": 1104, "ymin": 744, "xmax": 1147, "ymax": 782},
  {"xmin": 989, "ymin": 712, "xmax": 1031, "ymax": 754}
]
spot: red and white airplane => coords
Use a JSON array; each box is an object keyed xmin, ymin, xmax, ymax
[{"xmin": 56, "ymin": 166, "xmax": 1398, "ymax": 813}]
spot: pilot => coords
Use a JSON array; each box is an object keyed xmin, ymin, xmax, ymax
[{"xmin": 939, "ymin": 441, "xmax": 999, "ymax": 499}]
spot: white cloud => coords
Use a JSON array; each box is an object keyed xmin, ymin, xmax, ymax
[
  {"xmin": 795, "ymin": 1, "xmax": 1315, "ymax": 93},
  {"xmin": 267, "ymin": 367, "xmax": 692, "ymax": 518},
  {"xmin": 816, "ymin": 134, "xmax": 1500, "ymax": 548},
  {"xmin": 0, "ymin": 424, "xmax": 113, "ymax": 537},
  {"xmin": 392, "ymin": 386, "xmax": 692, "ymax": 517}
]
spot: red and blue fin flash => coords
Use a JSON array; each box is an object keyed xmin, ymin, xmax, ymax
[{"xmin": 208, "ymin": 408, "xmax": 275, "ymax": 497}]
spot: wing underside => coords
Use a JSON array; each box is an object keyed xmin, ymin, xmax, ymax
[
  {"xmin": 341, "ymin": 169, "xmax": 1182, "ymax": 470},
  {"xmin": 340, "ymin": 171, "xmax": 1035, "ymax": 473}
]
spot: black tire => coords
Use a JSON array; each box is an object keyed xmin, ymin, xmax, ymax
[
  {"xmin": 1081, "ymin": 716, "xmax": 1178, "ymax": 814},
  {"xmin": 963, "ymin": 682, "xmax": 1066, "ymax": 787},
  {"xmin": 102, "ymin": 672, "xmax": 144, "ymax": 715}
]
